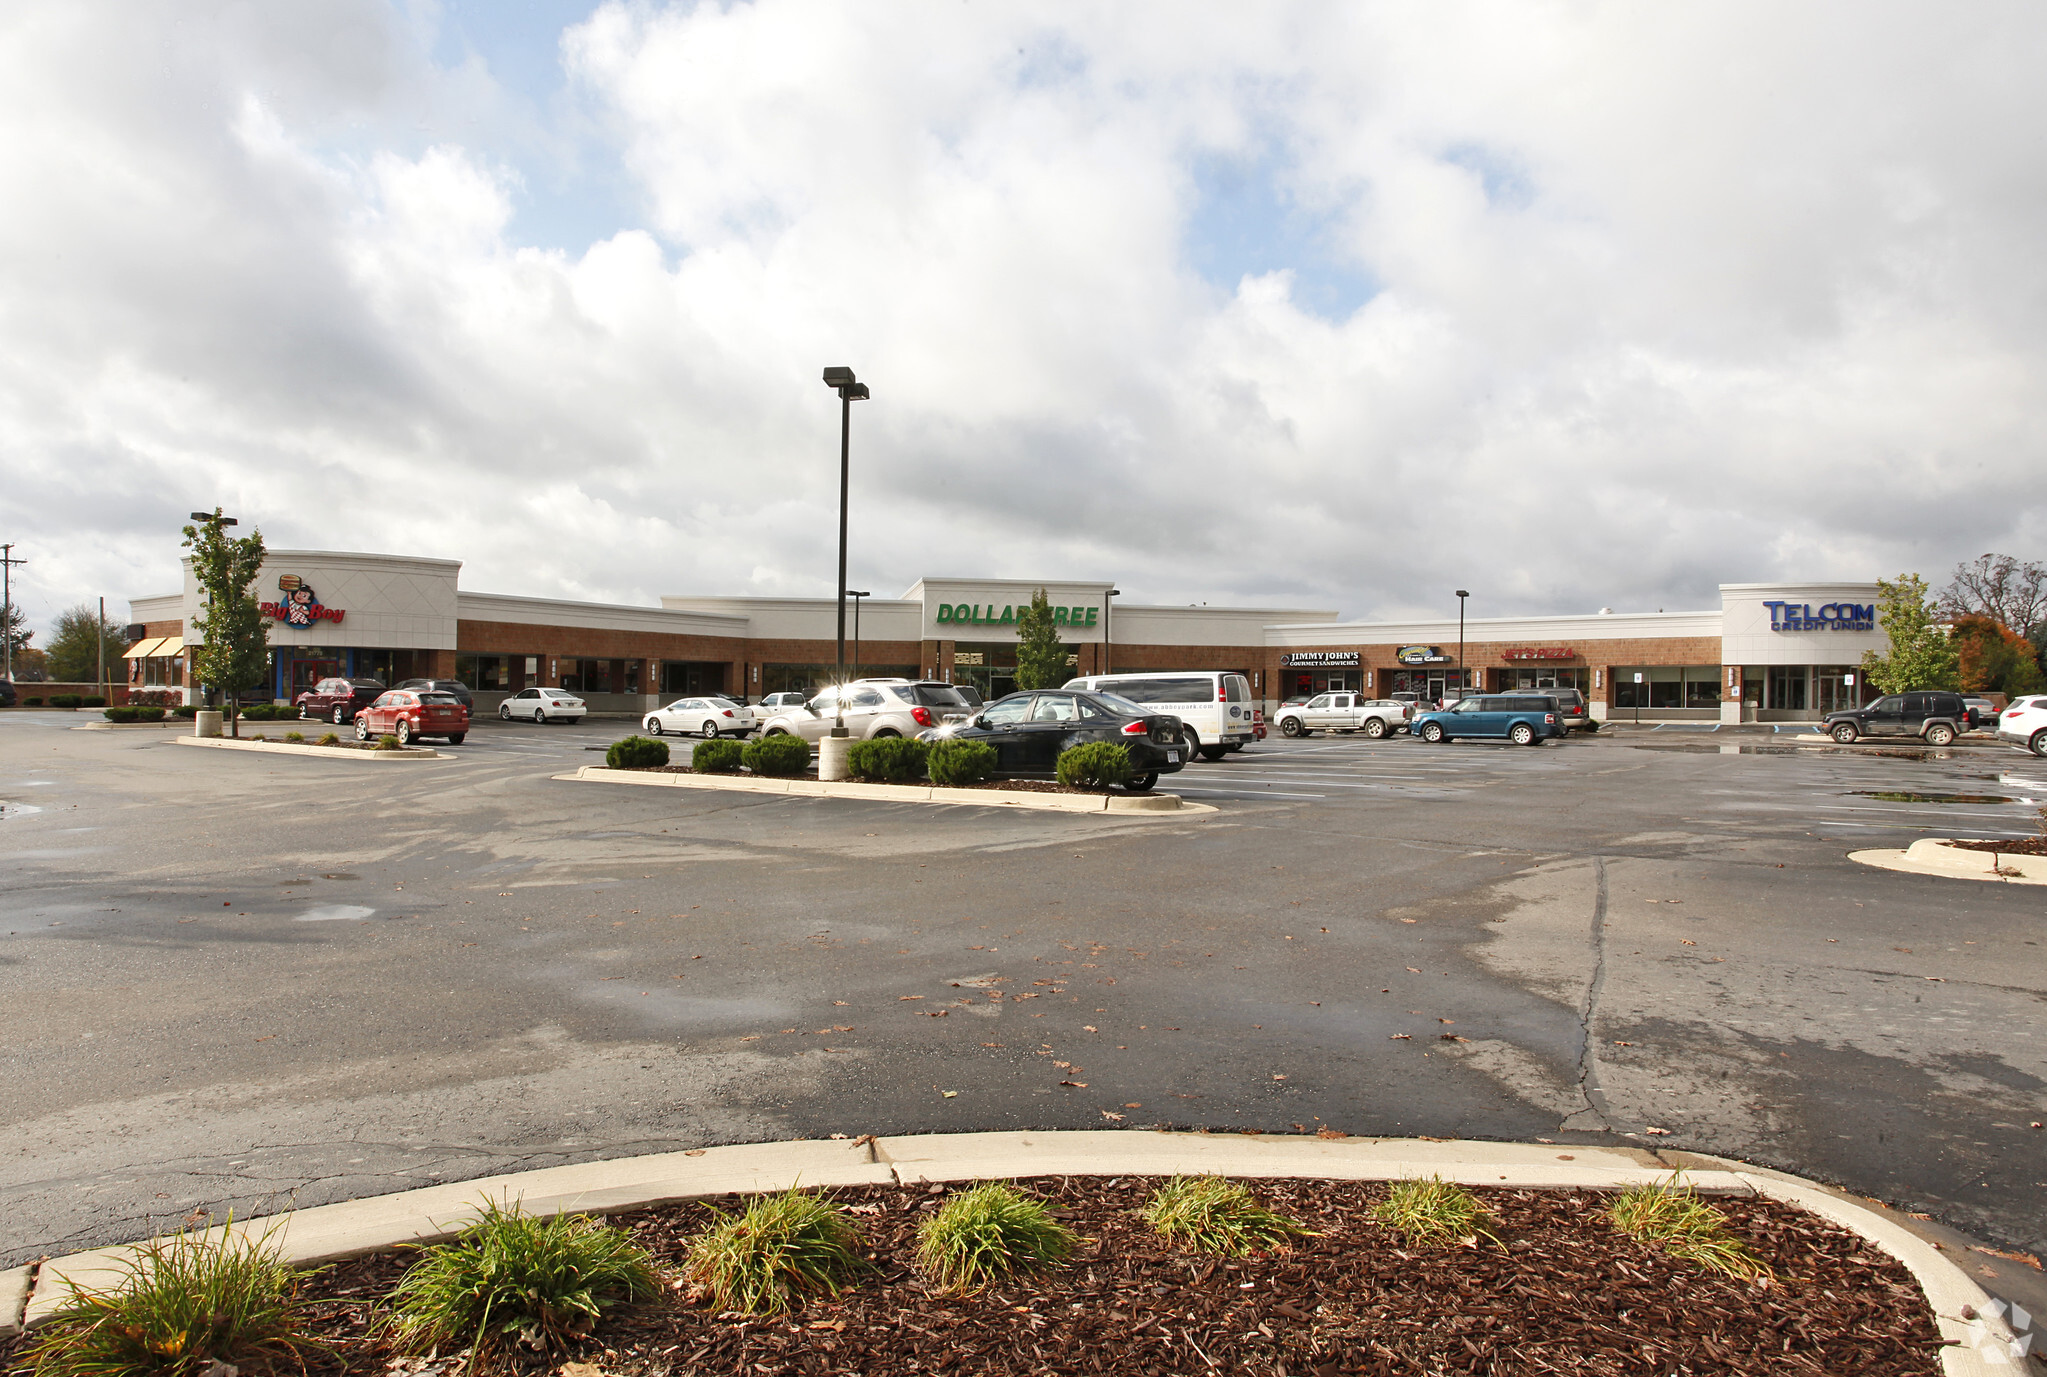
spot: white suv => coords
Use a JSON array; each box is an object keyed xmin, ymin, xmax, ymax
[
  {"xmin": 757, "ymin": 679, "xmax": 975, "ymax": 741},
  {"xmin": 1996, "ymin": 695, "xmax": 2047, "ymax": 757}
]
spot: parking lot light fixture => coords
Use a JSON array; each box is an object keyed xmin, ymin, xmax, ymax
[
  {"xmin": 1456, "ymin": 589, "xmax": 1469, "ymax": 696},
  {"xmin": 821, "ymin": 367, "xmax": 870, "ymax": 736}
]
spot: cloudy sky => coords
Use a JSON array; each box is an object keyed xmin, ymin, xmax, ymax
[{"xmin": 3, "ymin": 1, "xmax": 2045, "ymax": 636}]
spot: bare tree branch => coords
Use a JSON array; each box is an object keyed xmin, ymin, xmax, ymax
[{"xmin": 1938, "ymin": 553, "xmax": 2047, "ymax": 635}]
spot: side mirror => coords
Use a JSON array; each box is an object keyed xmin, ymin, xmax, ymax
[{"xmin": 972, "ymin": 715, "xmax": 988, "ymax": 730}]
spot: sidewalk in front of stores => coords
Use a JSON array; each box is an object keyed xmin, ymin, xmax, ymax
[{"xmin": 3, "ymin": 1131, "xmax": 2039, "ymax": 1372}]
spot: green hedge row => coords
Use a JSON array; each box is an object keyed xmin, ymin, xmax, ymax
[
  {"xmin": 606, "ymin": 735, "xmax": 670, "ymax": 769},
  {"xmin": 103, "ymin": 706, "xmax": 168, "ymax": 723},
  {"xmin": 742, "ymin": 733, "xmax": 813, "ymax": 776}
]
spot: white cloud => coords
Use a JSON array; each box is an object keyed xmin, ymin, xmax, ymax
[{"xmin": 1, "ymin": 0, "xmax": 2043, "ymax": 641}]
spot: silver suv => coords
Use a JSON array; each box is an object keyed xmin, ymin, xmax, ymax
[{"xmin": 757, "ymin": 679, "xmax": 976, "ymax": 741}]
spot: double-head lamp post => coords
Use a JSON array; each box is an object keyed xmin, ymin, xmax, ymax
[
  {"xmin": 1455, "ymin": 589, "xmax": 1469, "ymax": 699},
  {"xmin": 820, "ymin": 368, "xmax": 869, "ymax": 736}
]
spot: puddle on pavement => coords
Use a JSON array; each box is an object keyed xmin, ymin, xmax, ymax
[
  {"xmin": 0, "ymin": 801, "xmax": 44, "ymax": 818},
  {"xmin": 1848, "ymin": 791, "xmax": 2016, "ymax": 805},
  {"xmin": 1629, "ymin": 744, "xmax": 1805, "ymax": 755},
  {"xmin": 295, "ymin": 904, "xmax": 378, "ymax": 922}
]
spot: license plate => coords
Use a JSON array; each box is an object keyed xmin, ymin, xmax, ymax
[{"xmin": 1166, "ymin": 750, "xmax": 1180, "ymax": 763}]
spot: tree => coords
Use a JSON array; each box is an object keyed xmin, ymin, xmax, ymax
[
  {"xmin": 1939, "ymin": 553, "xmax": 2046, "ymax": 637},
  {"xmin": 44, "ymin": 604, "xmax": 126, "ymax": 684},
  {"xmin": 1952, "ymin": 614, "xmax": 2047, "ymax": 697},
  {"xmin": 1860, "ymin": 573, "xmax": 1960, "ymax": 695},
  {"xmin": 1012, "ymin": 587, "xmax": 1069, "ymax": 690},
  {"xmin": 183, "ymin": 510, "xmax": 269, "ymax": 736},
  {"xmin": 3, "ymin": 600, "xmax": 29, "ymax": 658}
]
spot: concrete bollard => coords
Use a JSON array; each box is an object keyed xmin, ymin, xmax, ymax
[
  {"xmin": 818, "ymin": 732, "xmax": 853, "ymax": 781},
  {"xmin": 194, "ymin": 710, "xmax": 224, "ymax": 738}
]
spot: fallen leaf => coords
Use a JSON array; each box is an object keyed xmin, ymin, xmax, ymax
[
  {"xmin": 942, "ymin": 1090, "xmax": 958, "ymax": 1098},
  {"xmin": 1679, "ymin": 939, "xmax": 1697, "ymax": 946},
  {"xmin": 1389, "ymin": 1034, "xmax": 1412, "ymax": 1041},
  {"xmin": 1644, "ymin": 1126, "xmax": 1672, "ymax": 1136},
  {"xmin": 1083, "ymin": 1025, "xmax": 1098, "ymax": 1032},
  {"xmin": 1439, "ymin": 1033, "xmax": 1468, "ymax": 1042},
  {"xmin": 899, "ymin": 995, "xmax": 924, "ymax": 1001},
  {"xmin": 684, "ymin": 1150, "xmax": 705, "ymax": 1157},
  {"xmin": 927, "ymin": 1010, "xmax": 949, "ymax": 1017},
  {"xmin": 980, "ymin": 1042, "xmax": 1005, "ymax": 1048},
  {"xmin": 1438, "ymin": 1018, "xmax": 1454, "ymax": 1024},
  {"xmin": 1970, "ymin": 1246, "xmax": 2043, "ymax": 1270},
  {"xmin": 1400, "ymin": 918, "xmax": 1417, "ymax": 924},
  {"xmin": 1272, "ymin": 1074, "xmax": 1288, "ymax": 1081},
  {"xmin": 1317, "ymin": 1127, "xmax": 1346, "ymax": 1140},
  {"xmin": 1406, "ymin": 967, "xmax": 1421, "ymax": 973},
  {"xmin": 1060, "ymin": 1080, "xmax": 1089, "ymax": 1088},
  {"xmin": 1125, "ymin": 1103, "xmax": 1143, "ymax": 1109},
  {"xmin": 1100, "ymin": 1110, "xmax": 1125, "ymax": 1122},
  {"xmin": 738, "ymin": 1036, "xmax": 759, "ymax": 1042}
]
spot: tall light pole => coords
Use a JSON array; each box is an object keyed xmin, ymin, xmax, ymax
[
  {"xmin": 1455, "ymin": 589, "xmax": 1470, "ymax": 700},
  {"xmin": 820, "ymin": 368, "xmax": 869, "ymax": 735},
  {"xmin": 848, "ymin": 591, "xmax": 869, "ymax": 678},
  {"xmin": 1103, "ymin": 588, "xmax": 1121, "ymax": 675},
  {"xmin": 1, "ymin": 543, "xmax": 23, "ymax": 684}
]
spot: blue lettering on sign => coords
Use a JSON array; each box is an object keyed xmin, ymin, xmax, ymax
[{"xmin": 1763, "ymin": 600, "xmax": 1876, "ymax": 632}]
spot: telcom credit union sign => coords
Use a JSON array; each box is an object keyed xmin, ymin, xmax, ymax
[{"xmin": 1765, "ymin": 601, "xmax": 1875, "ymax": 632}]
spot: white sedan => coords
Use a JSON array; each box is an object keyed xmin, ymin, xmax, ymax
[
  {"xmin": 499, "ymin": 687, "xmax": 586, "ymax": 723},
  {"xmin": 645, "ymin": 696, "xmax": 755, "ymax": 738}
]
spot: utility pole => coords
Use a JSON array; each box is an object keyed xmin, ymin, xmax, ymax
[
  {"xmin": 1, "ymin": 543, "xmax": 22, "ymax": 683},
  {"xmin": 98, "ymin": 595, "xmax": 107, "ymax": 703}
]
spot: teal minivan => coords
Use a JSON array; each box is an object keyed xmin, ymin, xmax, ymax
[{"xmin": 1413, "ymin": 694, "xmax": 1567, "ymax": 746}]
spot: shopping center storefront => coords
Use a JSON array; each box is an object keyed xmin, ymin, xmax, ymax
[{"xmin": 129, "ymin": 554, "xmax": 1889, "ymax": 722}]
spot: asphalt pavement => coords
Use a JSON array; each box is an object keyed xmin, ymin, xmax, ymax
[{"xmin": 2, "ymin": 710, "xmax": 2043, "ymax": 1306}]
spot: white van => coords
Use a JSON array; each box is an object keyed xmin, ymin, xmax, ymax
[{"xmin": 1061, "ymin": 671, "xmax": 1255, "ymax": 760}]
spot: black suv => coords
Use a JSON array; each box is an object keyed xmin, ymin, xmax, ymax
[
  {"xmin": 1822, "ymin": 691, "xmax": 1969, "ymax": 746},
  {"xmin": 397, "ymin": 677, "xmax": 473, "ymax": 708}
]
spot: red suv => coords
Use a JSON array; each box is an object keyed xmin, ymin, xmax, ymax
[
  {"xmin": 296, "ymin": 677, "xmax": 385, "ymax": 724},
  {"xmin": 354, "ymin": 689, "xmax": 469, "ymax": 745}
]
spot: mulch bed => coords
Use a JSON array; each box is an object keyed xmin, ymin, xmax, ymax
[
  {"xmin": 1945, "ymin": 837, "xmax": 2047, "ymax": 857},
  {"xmin": 245, "ymin": 1177, "xmax": 1949, "ymax": 1376},
  {"xmin": 642, "ymin": 767, "xmax": 1104, "ymax": 795}
]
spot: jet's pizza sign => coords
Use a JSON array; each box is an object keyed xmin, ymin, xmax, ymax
[{"xmin": 260, "ymin": 574, "xmax": 345, "ymax": 627}]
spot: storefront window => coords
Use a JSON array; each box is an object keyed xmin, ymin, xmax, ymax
[
  {"xmin": 1612, "ymin": 666, "xmax": 1717, "ymax": 709},
  {"xmin": 1814, "ymin": 667, "xmax": 1870, "ymax": 713},
  {"xmin": 456, "ymin": 654, "xmax": 518, "ymax": 691},
  {"xmin": 1768, "ymin": 665, "xmax": 1808, "ymax": 711}
]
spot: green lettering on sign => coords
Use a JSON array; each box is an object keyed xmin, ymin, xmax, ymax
[
  {"xmin": 1084, "ymin": 606, "xmax": 1099, "ymax": 627},
  {"xmin": 999, "ymin": 605, "xmax": 1016, "ymax": 625}
]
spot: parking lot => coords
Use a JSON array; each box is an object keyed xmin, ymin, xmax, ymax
[{"xmin": 2, "ymin": 710, "xmax": 2043, "ymax": 1285}]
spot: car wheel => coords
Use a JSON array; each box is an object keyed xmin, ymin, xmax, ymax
[
  {"xmin": 1420, "ymin": 722, "xmax": 1446, "ymax": 744},
  {"xmin": 1364, "ymin": 717, "xmax": 1388, "ymax": 739},
  {"xmin": 1510, "ymin": 722, "xmax": 1537, "ymax": 746},
  {"xmin": 700, "ymin": 720, "xmax": 720, "ymax": 738},
  {"xmin": 1198, "ymin": 744, "xmax": 1227, "ymax": 761},
  {"xmin": 446, "ymin": 734, "xmax": 464, "ymax": 746},
  {"xmin": 355, "ymin": 717, "xmax": 369, "ymax": 741},
  {"xmin": 1180, "ymin": 728, "xmax": 1201, "ymax": 761},
  {"xmin": 332, "ymin": 706, "xmax": 344, "ymax": 725},
  {"xmin": 645, "ymin": 718, "xmax": 663, "ymax": 735},
  {"xmin": 1583, "ymin": 721, "xmax": 1600, "ymax": 733},
  {"xmin": 763, "ymin": 726, "xmax": 789, "ymax": 736},
  {"xmin": 395, "ymin": 719, "xmax": 413, "ymax": 745},
  {"xmin": 1280, "ymin": 717, "xmax": 1306, "ymax": 737},
  {"xmin": 872, "ymin": 728, "xmax": 900, "ymax": 739},
  {"xmin": 2030, "ymin": 729, "xmax": 2047, "ymax": 758},
  {"xmin": 1831, "ymin": 723, "xmax": 1858, "ymax": 744},
  {"xmin": 1923, "ymin": 723, "xmax": 1956, "ymax": 746},
  {"xmin": 500, "ymin": 704, "xmax": 512, "ymax": 720},
  {"xmin": 1125, "ymin": 772, "xmax": 1158, "ymax": 793}
]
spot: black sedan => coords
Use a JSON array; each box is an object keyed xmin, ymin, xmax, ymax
[{"xmin": 921, "ymin": 689, "xmax": 1187, "ymax": 790}]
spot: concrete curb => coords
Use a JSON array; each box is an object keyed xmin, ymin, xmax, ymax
[
  {"xmin": 73, "ymin": 721, "xmax": 185, "ymax": 731},
  {"xmin": 1851, "ymin": 837, "xmax": 2047, "ymax": 886},
  {"xmin": 174, "ymin": 737, "xmax": 442, "ymax": 762},
  {"xmin": 14, "ymin": 1131, "xmax": 2021, "ymax": 1371},
  {"xmin": 1, "ymin": 1262, "xmax": 32, "ymax": 1339},
  {"xmin": 558, "ymin": 765, "xmax": 1215, "ymax": 815}
]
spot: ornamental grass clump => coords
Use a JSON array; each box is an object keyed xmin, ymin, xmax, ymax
[
  {"xmin": 1370, "ymin": 1176, "xmax": 1500, "ymax": 1247},
  {"xmin": 605, "ymin": 734, "xmax": 669, "ymax": 769},
  {"xmin": 846, "ymin": 735, "xmax": 928, "ymax": 781},
  {"xmin": 284, "ymin": 730, "xmax": 304, "ymax": 743},
  {"xmin": 915, "ymin": 1182, "xmax": 1079, "ymax": 1294},
  {"xmin": 1055, "ymin": 740, "xmax": 1132, "ymax": 789},
  {"xmin": 1608, "ymin": 1178, "xmax": 1771, "ymax": 1281},
  {"xmin": 742, "ymin": 732, "xmax": 811, "ymax": 776},
  {"xmin": 16, "ymin": 1221, "xmax": 320, "ymax": 1377},
  {"xmin": 1141, "ymin": 1176, "xmax": 1312, "ymax": 1257},
  {"xmin": 385, "ymin": 1200, "xmax": 662, "ymax": 1362},
  {"xmin": 317, "ymin": 732, "xmax": 340, "ymax": 746},
  {"xmin": 682, "ymin": 1189, "xmax": 868, "ymax": 1316},
  {"xmin": 691, "ymin": 738, "xmax": 743, "ymax": 772},
  {"xmin": 926, "ymin": 738, "xmax": 997, "ymax": 786},
  {"xmin": 375, "ymin": 734, "xmax": 403, "ymax": 751}
]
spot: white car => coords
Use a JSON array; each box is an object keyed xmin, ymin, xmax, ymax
[
  {"xmin": 645, "ymin": 696, "xmax": 755, "ymax": 738},
  {"xmin": 1997, "ymin": 695, "xmax": 2047, "ymax": 757},
  {"xmin": 499, "ymin": 687, "xmax": 586, "ymax": 723}
]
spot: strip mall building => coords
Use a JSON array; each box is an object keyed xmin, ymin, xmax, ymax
[{"xmin": 126, "ymin": 551, "xmax": 1887, "ymax": 723}]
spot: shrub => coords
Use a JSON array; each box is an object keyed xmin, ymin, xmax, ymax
[
  {"xmin": 692, "ymin": 738, "xmax": 744, "ymax": 772},
  {"xmin": 387, "ymin": 1200, "xmax": 662, "ymax": 1361},
  {"xmin": 1141, "ymin": 1177, "xmax": 1312, "ymax": 1257},
  {"xmin": 25, "ymin": 696, "xmax": 44, "ymax": 706},
  {"xmin": 171, "ymin": 706, "xmax": 198, "ymax": 719},
  {"xmin": 50, "ymin": 694, "xmax": 82, "ymax": 708},
  {"xmin": 605, "ymin": 735, "xmax": 670, "ymax": 769},
  {"xmin": 83, "ymin": 695, "xmax": 107, "ymax": 708},
  {"xmin": 1608, "ymin": 1179, "xmax": 1770, "ymax": 1281},
  {"xmin": 15, "ymin": 1221, "xmax": 320, "ymax": 1377},
  {"xmin": 682, "ymin": 1189, "xmax": 868, "ymax": 1316},
  {"xmin": 136, "ymin": 707, "xmax": 165, "ymax": 722},
  {"xmin": 927, "ymin": 738, "xmax": 997, "ymax": 786},
  {"xmin": 1370, "ymin": 1177, "xmax": 1498, "ymax": 1247},
  {"xmin": 847, "ymin": 735, "xmax": 929, "ymax": 781},
  {"xmin": 317, "ymin": 732, "xmax": 340, "ymax": 747},
  {"xmin": 1056, "ymin": 740, "xmax": 1132, "ymax": 789},
  {"xmin": 915, "ymin": 1182, "xmax": 1078, "ymax": 1294},
  {"xmin": 104, "ymin": 706, "xmax": 137, "ymax": 723},
  {"xmin": 284, "ymin": 731, "xmax": 304, "ymax": 743},
  {"xmin": 376, "ymin": 734, "xmax": 402, "ymax": 751},
  {"xmin": 743, "ymin": 732, "xmax": 812, "ymax": 776}
]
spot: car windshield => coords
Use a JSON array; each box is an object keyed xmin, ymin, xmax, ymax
[
  {"xmin": 904, "ymin": 684, "xmax": 969, "ymax": 707},
  {"xmin": 1090, "ymin": 692, "xmax": 1151, "ymax": 717}
]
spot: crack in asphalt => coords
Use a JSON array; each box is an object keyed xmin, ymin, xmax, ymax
[{"xmin": 1565, "ymin": 856, "xmax": 1615, "ymax": 1132}]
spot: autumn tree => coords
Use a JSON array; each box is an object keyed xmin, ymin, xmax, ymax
[
  {"xmin": 1012, "ymin": 588, "xmax": 1070, "ymax": 690},
  {"xmin": 1951, "ymin": 614, "xmax": 2047, "ymax": 696},
  {"xmin": 183, "ymin": 509, "xmax": 269, "ymax": 736},
  {"xmin": 1860, "ymin": 574, "xmax": 1960, "ymax": 695}
]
